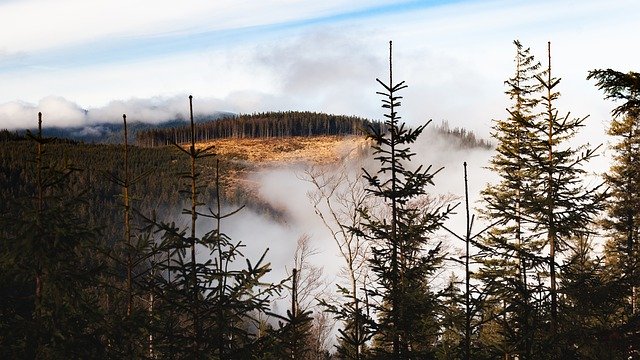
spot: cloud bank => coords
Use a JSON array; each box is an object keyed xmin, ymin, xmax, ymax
[{"xmin": 0, "ymin": 93, "xmax": 289, "ymax": 130}]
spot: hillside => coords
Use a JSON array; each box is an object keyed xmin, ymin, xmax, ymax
[
  {"xmin": 136, "ymin": 111, "xmax": 381, "ymax": 146},
  {"xmin": 0, "ymin": 113, "xmax": 496, "ymax": 358},
  {"xmin": 197, "ymin": 135, "xmax": 370, "ymax": 164},
  {"xmin": 0, "ymin": 114, "xmax": 492, "ymax": 234}
]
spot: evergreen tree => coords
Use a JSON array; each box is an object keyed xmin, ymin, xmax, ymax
[
  {"xmin": 100, "ymin": 114, "xmax": 158, "ymax": 358},
  {"xmin": 477, "ymin": 40, "xmax": 545, "ymax": 359},
  {"xmin": 528, "ymin": 42, "xmax": 605, "ymax": 355},
  {"xmin": 588, "ymin": 68, "xmax": 640, "ymax": 354},
  {"xmin": 478, "ymin": 41, "xmax": 605, "ymax": 358},
  {"xmin": 147, "ymin": 96, "xmax": 280, "ymax": 359},
  {"xmin": 274, "ymin": 268, "xmax": 315, "ymax": 359},
  {"xmin": 0, "ymin": 113, "xmax": 104, "ymax": 358},
  {"xmin": 354, "ymin": 41, "xmax": 452, "ymax": 359}
]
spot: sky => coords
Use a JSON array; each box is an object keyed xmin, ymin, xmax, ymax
[{"xmin": 1, "ymin": 0, "xmax": 639, "ymax": 140}]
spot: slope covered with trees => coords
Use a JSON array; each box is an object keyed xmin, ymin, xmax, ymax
[{"xmin": 136, "ymin": 111, "xmax": 383, "ymax": 147}]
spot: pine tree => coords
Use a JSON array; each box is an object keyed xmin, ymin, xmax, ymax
[{"xmin": 354, "ymin": 41, "xmax": 452, "ymax": 359}]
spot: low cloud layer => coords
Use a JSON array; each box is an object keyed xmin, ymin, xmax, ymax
[
  {"xmin": 0, "ymin": 93, "xmax": 280, "ymax": 130},
  {"xmin": 213, "ymin": 129, "xmax": 495, "ymax": 299}
]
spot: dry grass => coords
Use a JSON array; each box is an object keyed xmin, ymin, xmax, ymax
[
  {"xmin": 195, "ymin": 135, "xmax": 370, "ymax": 165},
  {"xmin": 187, "ymin": 136, "xmax": 371, "ymax": 213}
]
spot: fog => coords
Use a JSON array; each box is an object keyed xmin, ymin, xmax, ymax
[
  {"xmin": 191, "ymin": 127, "xmax": 498, "ymax": 307},
  {"xmin": 0, "ymin": 93, "xmax": 286, "ymax": 130}
]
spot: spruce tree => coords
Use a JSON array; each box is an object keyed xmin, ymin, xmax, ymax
[
  {"xmin": 354, "ymin": 41, "xmax": 452, "ymax": 359},
  {"xmin": 100, "ymin": 114, "xmax": 157, "ymax": 358},
  {"xmin": 528, "ymin": 42, "xmax": 605, "ymax": 354},
  {"xmin": 0, "ymin": 113, "xmax": 103, "ymax": 358},
  {"xmin": 478, "ymin": 41, "xmax": 606, "ymax": 358},
  {"xmin": 588, "ymin": 68, "xmax": 640, "ymax": 353},
  {"xmin": 477, "ymin": 40, "xmax": 545, "ymax": 359},
  {"xmin": 148, "ymin": 96, "xmax": 280, "ymax": 359}
]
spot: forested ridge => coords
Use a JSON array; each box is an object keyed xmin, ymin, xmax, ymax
[
  {"xmin": 1, "ymin": 40, "xmax": 639, "ymax": 359},
  {"xmin": 135, "ymin": 111, "xmax": 383, "ymax": 147},
  {"xmin": 0, "ymin": 137, "xmax": 289, "ymax": 240}
]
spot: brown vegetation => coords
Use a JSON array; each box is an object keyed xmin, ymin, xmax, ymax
[{"xmin": 195, "ymin": 135, "xmax": 370, "ymax": 165}]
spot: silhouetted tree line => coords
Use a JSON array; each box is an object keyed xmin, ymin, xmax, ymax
[
  {"xmin": 0, "ymin": 128, "xmax": 80, "ymax": 144},
  {"xmin": 136, "ymin": 111, "xmax": 384, "ymax": 147},
  {"xmin": 433, "ymin": 121, "xmax": 493, "ymax": 149}
]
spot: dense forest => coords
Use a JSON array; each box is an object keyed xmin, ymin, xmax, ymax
[
  {"xmin": 1, "ymin": 40, "xmax": 639, "ymax": 359},
  {"xmin": 135, "ymin": 111, "xmax": 384, "ymax": 147}
]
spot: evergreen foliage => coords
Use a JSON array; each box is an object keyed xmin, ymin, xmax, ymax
[
  {"xmin": 99, "ymin": 114, "xmax": 157, "ymax": 358},
  {"xmin": 477, "ymin": 40, "xmax": 546, "ymax": 359},
  {"xmin": 478, "ymin": 41, "xmax": 607, "ymax": 358},
  {"xmin": 136, "ymin": 111, "xmax": 383, "ymax": 147},
  {"xmin": 353, "ymin": 41, "xmax": 454, "ymax": 359},
  {"xmin": 0, "ymin": 113, "xmax": 104, "ymax": 358},
  {"xmin": 142, "ymin": 96, "xmax": 281, "ymax": 359},
  {"xmin": 529, "ymin": 43, "xmax": 606, "ymax": 349},
  {"xmin": 588, "ymin": 68, "xmax": 640, "ymax": 355},
  {"xmin": 1, "ymin": 41, "xmax": 638, "ymax": 359}
]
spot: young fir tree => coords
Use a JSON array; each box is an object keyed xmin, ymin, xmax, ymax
[
  {"xmin": 148, "ymin": 96, "xmax": 280, "ymax": 359},
  {"xmin": 588, "ymin": 68, "xmax": 640, "ymax": 352},
  {"xmin": 477, "ymin": 40, "xmax": 545, "ymax": 359},
  {"xmin": 272, "ymin": 268, "xmax": 314, "ymax": 360},
  {"xmin": 353, "ymin": 41, "xmax": 452, "ymax": 359},
  {"xmin": 0, "ymin": 113, "xmax": 103, "ymax": 358},
  {"xmin": 100, "ymin": 114, "xmax": 157, "ymax": 358},
  {"xmin": 527, "ymin": 42, "xmax": 605, "ymax": 354}
]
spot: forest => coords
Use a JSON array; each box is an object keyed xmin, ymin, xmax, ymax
[
  {"xmin": 135, "ymin": 111, "xmax": 385, "ymax": 147},
  {"xmin": 0, "ymin": 40, "xmax": 639, "ymax": 359}
]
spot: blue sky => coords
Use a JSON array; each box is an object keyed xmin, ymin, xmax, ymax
[{"xmin": 1, "ymin": 0, "xmax": 638, "ymax": 139}]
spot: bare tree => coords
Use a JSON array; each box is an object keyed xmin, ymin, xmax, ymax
[
  {"xmin": 302, "ymin": 163, "xmax": 374, "ymax": 359},
  {"xmin": 282, "ymin": 234, "xmax": 333, "ymax": 359}
]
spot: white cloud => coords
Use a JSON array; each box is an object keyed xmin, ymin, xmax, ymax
[
  {"xmin": 0, "ymin": 0, "xmax": 638, "ymax": 140},
  {"xmin": 0, "ymin": 96, "xmax": 85, "ymax": 129},
  {"xmin": 0, "ymin": 0, "xmax": 397, "ymax": 53}
]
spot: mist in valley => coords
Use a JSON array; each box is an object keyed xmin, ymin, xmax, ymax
[{"xmin": 200, "ymin": 126, "xmax": 498, "ymax": 310}]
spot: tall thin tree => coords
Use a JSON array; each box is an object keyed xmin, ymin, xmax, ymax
[{"xmin": 354, "ymin": 41, "xmax": 453, "ymax": 358}]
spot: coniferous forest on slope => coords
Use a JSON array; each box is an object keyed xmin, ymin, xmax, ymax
[{"xmin": 1, "ymin": 41, "xmax": 639, "ymax": 359}]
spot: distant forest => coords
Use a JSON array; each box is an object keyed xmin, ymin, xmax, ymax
[
  {"xmin": 135, "ymin": 111, "xmax": 384, "ymax": 146},
  {"xmin": 135, "ymin": 111, "xmax": 492, "ymax": 150}
]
